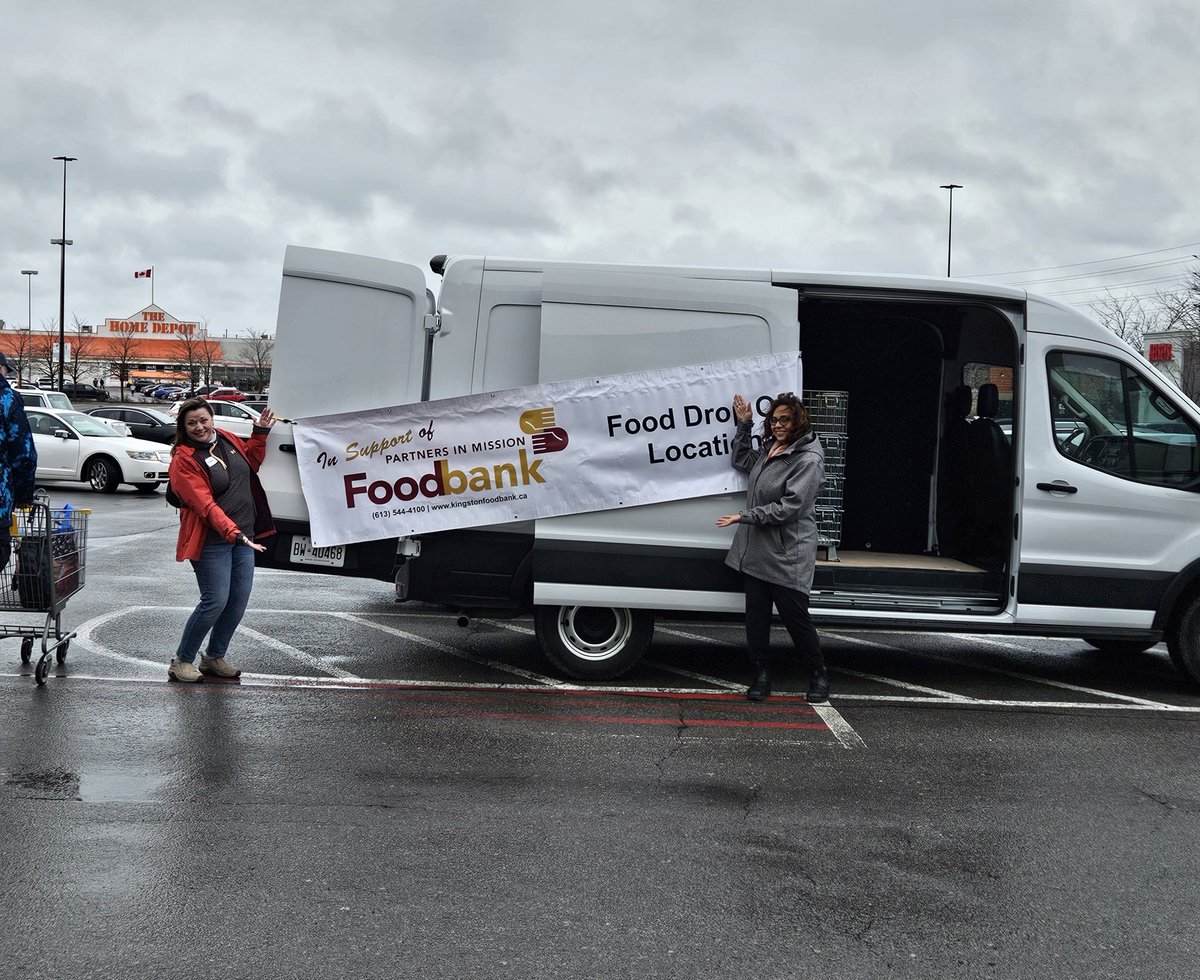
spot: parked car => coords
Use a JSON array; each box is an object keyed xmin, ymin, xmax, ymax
[
  {"xmin": 150, "ymin": 385, "xmax": 185, "ymax": 400},
  {"xmin": 60, "ymin": 381, "xmax": 110, "ymax": 401},
  {"xmin": 165, "ymin": 398, "xmax": 261, "ymax": 437},
  {"xmin": 35, "ymin": 377, "xmax": 56, "ymax": 389},
  {"xmin": 15, "ymin": 387, "xmax": 74, "ymax": 410},
  {"xmin": 87, "ymin": 405, "xmax": 177, "ymax": 444},
  {"xmin": 24, "ymin": 407, "xmax": 171, "ymax": 493},
  {"xmin": 242, "ymin": 399, "xmax": 270, "ymax": 414},
  {"xmin": 207, "ymin": 387, "xmax": 248, "ymax": 402}
]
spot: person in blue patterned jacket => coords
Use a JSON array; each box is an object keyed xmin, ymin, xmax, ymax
[{"xmin": 0, "ymin": 353, "xmax": 38, "ymax": 571}]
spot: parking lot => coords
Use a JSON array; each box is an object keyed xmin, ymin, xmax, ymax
[
  {"xmin": 4, "ymin": 487, "xmax": 1200, "ymax": 979},
  {"xmin": 7, "ymin": 484, "xmax": 1200, "ymax": 737}
]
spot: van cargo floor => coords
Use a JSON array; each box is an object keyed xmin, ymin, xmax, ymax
[{"xmin": 813, "ymin": 550, "xmax": 1003, "ymax": 598}]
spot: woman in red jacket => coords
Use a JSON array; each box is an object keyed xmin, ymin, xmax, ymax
[{"xmin": 167, "ymin": 398, "xmax": 276, "ymax": 683}]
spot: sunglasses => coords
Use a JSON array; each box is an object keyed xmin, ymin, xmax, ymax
[{"xmin": 769, "ymin": 416, "xmax": 794, "ymax": 426}]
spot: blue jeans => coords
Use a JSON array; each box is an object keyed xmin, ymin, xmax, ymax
[{"xmin": 176, "ymin": 540, "xmax": 256, "ymax": 662}]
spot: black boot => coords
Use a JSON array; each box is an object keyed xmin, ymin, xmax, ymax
[
  {"xmin": 806, "ymin": 668, "xmax": 830, "ymax": 704},
  {"xmin": 747, "ymin": 666, "xmax": 771, "ymax": 702}
]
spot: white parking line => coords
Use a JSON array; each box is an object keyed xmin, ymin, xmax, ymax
[
  {"xmin": 335, "ymin": 612, "xmax": 569, "ymax": 687},
  {"xmin": 57, "ymin": 607, "xmax": 1200, "ymax": 716},
  {"xmin": 934, "ymin": 633, "xmax": 1178, "ymax": 708},
  {"xmin": 235, "ymin": 624, "xmax": 359, "ymax": 679}
]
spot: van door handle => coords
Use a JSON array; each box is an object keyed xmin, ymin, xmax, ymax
[{"xmin": 1036, "ymin": 481, "xmax": 1077, "ymax": 494}]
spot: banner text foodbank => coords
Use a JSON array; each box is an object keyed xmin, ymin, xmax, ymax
[{"xmin": 344, "ymin": 450, "xmax": 546, "ymax": 507}]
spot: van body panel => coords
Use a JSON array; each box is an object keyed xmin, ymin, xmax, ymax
[
  {"xmin": 262, "ymin": 246, "xmax": 1200, "ymax": 680},
  {"xmin": 1018, "ymin": 328, "xmax": 1200, "ymax": 627}
]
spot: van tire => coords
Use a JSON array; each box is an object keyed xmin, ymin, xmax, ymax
[
  {"xmin": 1167, "ymin": 595, "xmax": 1200, "ymax": 686},
  {"xmin": 1082, "ymin": 637, "xmax": 1156, "ymax": 656},
  {"xmin": 534, "ymin": 605, "xmax": 653, "ymax": 680}
]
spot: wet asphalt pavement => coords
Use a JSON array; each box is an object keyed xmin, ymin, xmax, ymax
[{"xmin": 2, "ymin": 487, "xmax": 1199, "ymax": 979}]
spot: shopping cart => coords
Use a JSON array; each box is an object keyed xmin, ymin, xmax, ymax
[{"xmin": 0, "ymin": 492, "xmax": 89, "ymax": 685}]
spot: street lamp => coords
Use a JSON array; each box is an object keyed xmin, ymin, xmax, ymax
[
  {"xmin": 52, "ymin": 155, "xmax": 77, "ymax": 389},
  {"xmin": 939, "ymin": 183, "xmax": 962, "ymax": 277},
  {"xmin": 20, "ymin": 270, "xmax": 38, "ymax": 331}
]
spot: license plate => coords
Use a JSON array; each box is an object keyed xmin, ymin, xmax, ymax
[{"xmin": 290, "ymin": 535, "xmax": 345, "ymax": 567}]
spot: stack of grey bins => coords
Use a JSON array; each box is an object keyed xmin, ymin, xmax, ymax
[{"xmin": 807, "ymin": 390, "xmax": 848, "ymax": 561}]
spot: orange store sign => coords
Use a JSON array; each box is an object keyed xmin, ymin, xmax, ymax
[{"xmin": 104, "ymin": 304, "xmax": 198, "ymax": 336}]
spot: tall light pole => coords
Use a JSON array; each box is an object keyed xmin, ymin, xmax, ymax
[
  {"xmin": 939, "ymin": 183, "xmax": 962, "ymax": 277},
  {"xmin": 20, "ymin": 269, "xmax": 38, "ymax": 330},
  {"xmin": 51, "ymin": 155, "xmax": 77, "ymax": 389}
]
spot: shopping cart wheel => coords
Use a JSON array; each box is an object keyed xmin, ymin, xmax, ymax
[
  {"xmin": 56, "ymin": 640, "xmax": 70, "ymax": 664},
  {"xmin": 34, "ymin": 655, "xmax": 50, "ymax": 685},
  {"xmin": 20, "ymin": 637, "xmax": 33, "ymax": 664}
]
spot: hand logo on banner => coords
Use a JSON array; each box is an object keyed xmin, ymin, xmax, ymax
[{"xmin": 519, "ymin": 406, "xmax": 569, "ymax": 455}]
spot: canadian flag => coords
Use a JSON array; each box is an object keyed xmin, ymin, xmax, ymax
[{"xmin": 134, "ymin": 268, "xmax": 152, "ymax": 279}]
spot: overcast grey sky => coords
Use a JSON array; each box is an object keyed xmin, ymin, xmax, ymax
[{"xmin": 3, "ymin": 0, "xmax": 1197, "ymax": 337}]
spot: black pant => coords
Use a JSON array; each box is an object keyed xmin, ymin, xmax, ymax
[{"xmin": 744, "ymin": 573, "xmax": 824, "ymax": 673}]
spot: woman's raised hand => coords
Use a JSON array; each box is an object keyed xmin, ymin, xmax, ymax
[{"xmin": 733, "ymin": 393, "xmax": 752, "ymax": 423}]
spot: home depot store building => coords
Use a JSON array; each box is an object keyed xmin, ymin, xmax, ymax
[
  {"xmin": 101, "ymin": 305, "xmax": 223, "ymax": 384},
  {"xmin": 0, "ymin": 304, "xmax": 240, "ymax": 386}
]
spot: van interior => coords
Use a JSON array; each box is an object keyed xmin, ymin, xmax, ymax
[{"xmin": 798, "ymin": 293, "xmax": 1020, "ymax": 613}]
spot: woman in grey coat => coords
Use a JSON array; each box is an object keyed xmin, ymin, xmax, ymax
[{"xmin": 717, "ymin": 392, "xmax": 828, "ymax": 703}]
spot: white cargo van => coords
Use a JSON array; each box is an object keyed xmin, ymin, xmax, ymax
[{"xmin": 260, "ymin": 246, "xmax": 1200, "ymax": 684}]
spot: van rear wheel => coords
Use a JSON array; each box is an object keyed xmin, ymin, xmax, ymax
[
  {"xmin": 1168, "ymin": 595, "xmax": 1200, "ymax": 686},
  {"xmin": 534, "ymin": 605, "xmax": 653, "ymax": 680}
]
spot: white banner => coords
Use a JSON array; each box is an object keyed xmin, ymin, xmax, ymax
[{"xmin": 294, "ymin": 353, "xmax": 801, "ymax": 546}]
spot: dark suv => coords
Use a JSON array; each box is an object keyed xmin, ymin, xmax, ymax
[{"xmin": 60, "ymin": 381, "xmax": 110, "ymax": 401}]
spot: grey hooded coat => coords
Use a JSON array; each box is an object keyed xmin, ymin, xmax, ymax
[{"xmin": 723, "ymin": 421, "xmax": 825, "ymax": 593}]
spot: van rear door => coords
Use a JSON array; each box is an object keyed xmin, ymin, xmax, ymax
[
  {"xmin": 270, "ymin": 245, "xmax": 431, "ymax": 420},
  {"xmin": 264, "ymin": 245, "xmax": 432, "ymax": 523}
]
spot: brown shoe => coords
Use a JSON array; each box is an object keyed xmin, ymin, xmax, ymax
[
  {"xmin": 199, "ymin": 657, "xmax": 241, "ymax": 678},
  {"xmin": 167, "ymin": 658, "xmax": 203, "ymax": 683}
]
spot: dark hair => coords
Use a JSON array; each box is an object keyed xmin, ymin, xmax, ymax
[
  {"xmin": 759, "ymin": 392, "xmax": 811, "ymax": 444},
  {"xmin": 171, "ymin": 397, "xmax": 214, "ymax": 454}
]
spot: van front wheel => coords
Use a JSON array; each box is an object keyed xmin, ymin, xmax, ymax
[
  {"xmin": 1167, "ymin": 594, "xmax": 1200, "ymax": 687},
  {"xmin": 534, "ymin": 605, "xmax": 653, "ymax": 680}
]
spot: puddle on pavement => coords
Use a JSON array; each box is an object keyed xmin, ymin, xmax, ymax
[{"xmin": 4, "ymin": 768, "xmax": 167, "ymax": 802}]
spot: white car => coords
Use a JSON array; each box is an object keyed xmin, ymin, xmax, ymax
[
  {"xmin": 165, "ymin": 399, "xmax": 261, "ymax": 438},
  {"xmin": 15, "ymin": 387, "xmax": 73, "ymax": 411},
  {"xmin": 26, "ymin": 407, "xmax": 172, "ymax": 494}
]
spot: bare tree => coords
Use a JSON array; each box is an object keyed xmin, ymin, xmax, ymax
[
  {"xmin": 8, "ymin": 330, "xmax": 35, "ymax": 385},
  {"xmin": 1092, "ymin": 265, "xmax": 1200, "ymax": 403},
  {"xmin": 168, "ymin": 326, "xmax": 209, "ymax": 391},
  {"xmin": 1151, "ymin": 268, "xmax": 1200, "ymax": 400},
  {"xmin": 240, "ymin": 331, "xmax": 274, "ymax": 390},
  {"xmin": 67, "ymin": 315, "xmax": 98, "ymax": 385},
  {"xmin": 32, "ymin": 322, "xmax": 59, "ymax": 383},
  {"xmin": 1090, "ymin": 290, "xmax": 1158, "ymax": 349},
  {"xmin": 194, "ymin": 320, "xmax": 218, "ymax": 386}
]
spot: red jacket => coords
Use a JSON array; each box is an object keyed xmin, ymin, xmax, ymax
[{"xmin": 169, "ymin": 427, "xmax": 275, "ymax": 562}]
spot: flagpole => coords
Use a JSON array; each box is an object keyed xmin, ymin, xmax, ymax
[{"xmin": 151, "ymin": 265, "xmax": 155, "ymax": 306}]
